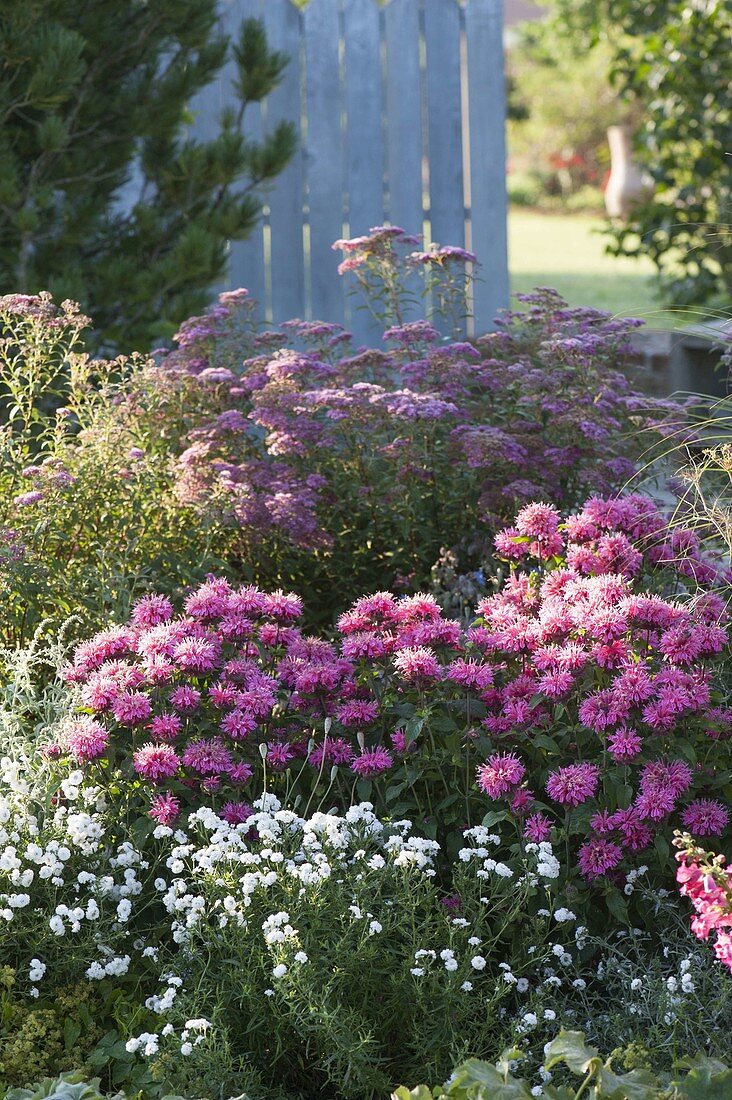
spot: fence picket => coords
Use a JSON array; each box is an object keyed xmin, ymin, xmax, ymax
[
  {"xmin": 465, "ymin": 0, "xmax": 509, "ymax": 329},
  {"xmin": 343, "ymin": 0, "xmax": 386, "ymax": 346},
  {"xmin": 303, "ymin": 0, "xmax": 345, "ymax": 324}
]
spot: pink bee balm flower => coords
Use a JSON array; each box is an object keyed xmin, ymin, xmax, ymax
[
  {"xmin": 393, "ymin": 646, "xmax": 442, "ymax": 683},
  {"xmin": 351, "ymin": 747, "xmax": 393, "ymax": 778},
  {"xmin": 229, "ymin": 762, "xmax": 254, "ymax": 784},
  {"xmin": 515, "ymin": 501, "xmax": 561, "ymax": 539},
  {"xmin": 172, "ymin": 634, "xmax": 222, "ymax": 674},
  {"xmin": 476, "ymin": 752, "xmax": 526, "ymax": 799},
  {"xmin": 523, "ymin": 812, "xmax": 553, "ymax": 842},
  {"xmin": 149, "ymin": 792, "xmax": 180, "ymax": 825},
  {"xmin": 494, "ymin": 527, "xmax": 529, "ymax": 561},
  {"xmin": 546, "ymin": 762, "xmax": 600, "ymax": 807},
  {"xmin": 578, "ymin": 837, "xmax": 623, "ymax": 880},
  {"xmin": 150, "ymin": 713, "xmax": 182, "ymax": 741},
  {"xmin": 131, "ymin": 595, "xmax": 174, "ymax": 628},
  {"xmin": 607, "ymin": 726, "xmax": 643, "ymax": 761},
  {"xmin": 335, "ymin": 700, "xmax": 379, "ymax": 727},
  {"xmin": 169, "ymin": 685, "xmax": 202, "ymax": 713},
  {"xmin": 65, "ymin": 716, "xmax": 109, "ymax": 762},
  {"xmin": 112, "ymin": 690, "xmax": 152, "ymax": 726},
  {"xmin": 266, "ymin": 742, "xmax": 295, "ymax": 770},
  {"xmin": 182, "ymin": 737, "xmax": 232, "ymax": 776},
  {"xmin": 220, "ymin": 801, "xmax": 254, "ymax": 825},
  {"xmin": 681, "ymin": 799, "xmax": 730, "ymax": 836},
  {"xmin": 133, "ymin": 743, "xmax": 180, "ymax": 782}
]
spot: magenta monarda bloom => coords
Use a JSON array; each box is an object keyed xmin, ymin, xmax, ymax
[
  {"xmin": 681, "ymin": 799, "xmax": 730, "ymax": 836},
  {"xmin": 546, "ymin": 762, "xmax": 600, "ymax": 807},
  {"xmin": 476, "ymin": 752, "xmax": 526, "ymax": 800},
  {"xmin": 524, "ymin": 812, "xmax": 553, "ymax": 842},
  {"xmin": 220, "ymin": 800, "xmax": 254, "ymax": 825},
  {"xmin": 149, "ymin": 792, "xmax": 180, "ymax": 825},
  {"xmin": 607, "ymin": 726, "xmax": 643, "ymax": 761},
  {"xmin": 133, "ymin": 743, "xmax": 180, "ymax": 782},
  {"xmin": 64, "ymin": 716, "xmax": 109, "ymax": 763},
  {"xmin": 351, "ymin": 747, "xmax": 393, "ymax": 778},
  {"xmin": 578, "ymin": 837, "xmax": 623, "ymax": 881}
]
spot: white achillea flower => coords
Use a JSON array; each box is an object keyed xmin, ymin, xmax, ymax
[
  {"xmin": 470, "ymin": 956, "xmax": 487, "ymax": 970},
  {"xmin": 272, "ymin": 963, "xmax": 287, "ymax": 979}
]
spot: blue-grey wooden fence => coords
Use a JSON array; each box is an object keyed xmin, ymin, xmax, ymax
[{"xmin": 192, "ymin": 0, "xmax": 509, "ymax": 342}]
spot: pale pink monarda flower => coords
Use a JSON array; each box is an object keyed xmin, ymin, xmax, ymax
[
  {"xmin": 546, "ymin": 762, "xmax": 600, "ymax": 807},
  {"xmin": 133, "ymin": 743, "xmax": 180, "ymax": 782},
  {"xmin": 515, "ymin": 501, "xmax": 561, "ymax": 540},
  {"xmin": 64, "ymin": 716, "xmax": 109, "ymax": 762},
  {"xmin": 494, "ymin": 527, "xmax": 529, "ymax": 561},
  {"xmin": 681, "ymin": 799, "xmax": 730, "ymax": 836},
  {"xmin": 578, "ymin": 837, "xmax": 623, "ymax": 881},
  {"xmin": 150, "ymin": 713, "xmax": 182, "ymax": 741},
  {"xmin": 351, "ymin": 747, "xmax": 393, "ymax": 778},
  {"xmin": 172, "ymin": 634, "xmax": 222, "ymax": 674},
  {"xmin": 393, "ymin": 646, "xmax": 442, "ymax": 683},
  {"xmin": 523, "ymin": 812, "xmax": 553, "ymax": 842},
  {"xmin": 476, "ymin": 752, "xmax": 525, "ymax": 799},
  {"xmin": 149, "ymin": 792, "xmax": 180, "ymax": 825},
  {"xmin": 112, "ymin": 690, "xmax": 152, "ymax": 726},
  {"xmin": 131, "ymin": 594, "xmax": 174, "ymax": 628}
]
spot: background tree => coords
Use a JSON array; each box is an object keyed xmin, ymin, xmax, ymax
[
  {"xmin": 547, "ymin": 0, "xmax": 731, "ymax": 308},
  {"xmin": 507, "ymin": 22, "xmax": 639, "ymax": 210},
  {"xmin": 0, "ymin": 2, "xmax": 296, "ymax": 350}
]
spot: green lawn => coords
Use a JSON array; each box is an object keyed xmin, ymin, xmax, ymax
[{"xmin": 508, "ymin": 210, "xmax": 694, "ymax": 329}]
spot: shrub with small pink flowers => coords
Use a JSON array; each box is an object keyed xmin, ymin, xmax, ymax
[{"xmin": 132, "ymin": 260, "xmax": 685, "ymax": 624}]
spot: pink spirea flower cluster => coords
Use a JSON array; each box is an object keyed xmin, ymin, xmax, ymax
[
  {"xmin": 677, "ymin": 845, "xmax": 732, "ymax": 973},
  {"xmin": 155, "ymin": 280, "xmax": 685, "ymax": 581}
]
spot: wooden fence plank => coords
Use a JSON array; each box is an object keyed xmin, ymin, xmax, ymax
[
  {"xmin": 465, "ymin": 0, "xmax": 509, "ymax": 333},
  {"xmin": 343, "ymin": 0, "xmax": 386, "ymax": 345},
  {"xmin": 384, "ymin": 1, "xmax": 424, "ymax": 323},
  {"xmin": 303, "ymin": 0, "xmax": 345, "ymax": 323},
  {"xmin": 223, "ymin": 0, "xmax": 266, "ymax": 308}
]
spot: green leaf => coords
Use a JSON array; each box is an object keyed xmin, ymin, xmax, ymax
[
  {"xmin": 605, "ymin": 889, "xmax": 629, "ymax": 927},
  {"xmin": 679, "ymin": 1056, "xmax": 732, "ymax": 1099},
  {"xmin": 544, "ymin": 1031, "xmax": 601, "ymax": 1075},
  {"xmin": 391, "ymin": 1088, "xmax": 433, "ymax": 1100},
  {"xmin": 482, "ymin": 810, "xmax": 509, "ymax": 828}
]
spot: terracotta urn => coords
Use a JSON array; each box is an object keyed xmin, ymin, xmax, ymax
[{"xmin": 604, "ymin": 124, "xmax": 652, "ymax": 220}]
